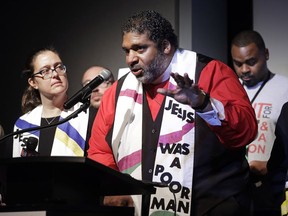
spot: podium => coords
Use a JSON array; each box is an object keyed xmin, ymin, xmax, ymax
[{"xmin": 0, "ymin": 157, "xmax": 156, "ymax": 215}]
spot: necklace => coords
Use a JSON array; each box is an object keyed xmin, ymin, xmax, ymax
[{"xmin": 44, "ymin": 116, "xmax": 57, "ymax": 125}]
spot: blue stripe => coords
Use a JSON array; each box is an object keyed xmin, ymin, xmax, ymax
[{"xmin": 15, "ymin": 118, "xmax": 40, "ymax": 137}]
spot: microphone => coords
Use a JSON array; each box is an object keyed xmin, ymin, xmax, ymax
[
  {"xmin": 21, "ymin": 137, "xmax": 39, "ymax": 157},
  {"xmin": 63, "ymin": 69, "xmax": 112, "ymax": 109}
]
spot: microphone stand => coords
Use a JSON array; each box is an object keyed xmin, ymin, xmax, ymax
[{"xmin": 0, "ymin": 100, "xmax": 91, "ymax": 143}]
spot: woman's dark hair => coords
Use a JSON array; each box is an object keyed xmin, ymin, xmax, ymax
[
  {"xmin": 21, "ymin": 46, "xmax": 60, "ymax": 114},
  {"xmin": 121, "ymin": 10, "xmax": 178, "ymax": 50}
]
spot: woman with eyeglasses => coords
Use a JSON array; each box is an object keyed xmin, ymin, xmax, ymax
[{"xmin": 12, "ymin": 46, "xmax": 90, "ymax": 157}]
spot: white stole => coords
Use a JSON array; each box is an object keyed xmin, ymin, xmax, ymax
[
  {"xmin": 112, "ymin": 49, "xmax": 197, "ymax": 216},
  {"xmin": 13, "ymin": 103, "xmax": 89, "ymax": 157}
]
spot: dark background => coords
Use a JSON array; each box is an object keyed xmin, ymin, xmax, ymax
[{"xmin": 0, "ymin": 0, "xmax": 252, "ymax": 157}]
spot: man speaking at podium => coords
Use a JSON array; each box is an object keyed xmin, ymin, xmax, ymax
[{"xmin": 88, "ymin": 10, "xmax": 257, "ymax": 216}]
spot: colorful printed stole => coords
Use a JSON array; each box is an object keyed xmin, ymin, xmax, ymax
[{"xmin": 112, "ymin": 50, "xmax": 197, "ymax": 216}]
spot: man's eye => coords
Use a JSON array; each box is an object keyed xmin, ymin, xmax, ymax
[
  {"xmin": 136, "ymin": 47, "xmax": 146, "ymax": 53},
  {"xmin": 234, "ymin": 61, "xmax": 242, "ymax": 67},
  {"xmin": 246, "ymin": 59, "xmax": 257, "ymax": 66}
]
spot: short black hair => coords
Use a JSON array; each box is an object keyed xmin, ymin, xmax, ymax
[
  {"xmin": 231, "ymin": 30, "xmax": 266, "ymax": 52},
  {"xmin": 121, "ymin": 10, "xmax": 178, "ymax": 49}
]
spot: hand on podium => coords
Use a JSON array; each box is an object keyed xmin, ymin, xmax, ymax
[{"xmin": 103, "ymin": 195, "xmax": 134, "ymax": 207}]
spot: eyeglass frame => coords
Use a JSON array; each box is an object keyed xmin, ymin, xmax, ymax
[{"xmin": 31, "ymin": 63, "xmax": 67, "ymax": 80}]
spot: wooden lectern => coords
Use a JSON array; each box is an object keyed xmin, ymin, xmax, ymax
[{"xmin": 0, "ymin": 157, "xmax": 156, "ymax": 216}]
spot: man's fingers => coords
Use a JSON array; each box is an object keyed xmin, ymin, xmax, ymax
[{"xmin": 157, "ymin": 88, "xmax": 173, "ymax": 97}]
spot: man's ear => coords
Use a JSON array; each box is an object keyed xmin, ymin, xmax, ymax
[
  {"xmin": 162, "ymin": 39, "xmax": 172, "ymax": 54},
  {"xmin": 265, "ymin": 48, "xmax": 269, "ymax": 60}
]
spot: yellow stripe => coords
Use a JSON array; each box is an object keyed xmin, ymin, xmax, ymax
[
  {"xmin": 281, "ymin": 190, "xmax": 288, "ymax": 215},
  {"xmin": 281, "ymin": 200, "xmax": 288, "ymax": 215},
  {"xmin": 55, "ymin": 129, "xmax": 83, "ymax": 156}
]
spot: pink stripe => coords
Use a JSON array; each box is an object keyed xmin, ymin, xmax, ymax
[
  {"xmin": 118, "ymin": 150, "xmax": 142, "ymax": 171},
  {"xmin": 159, "ymin": 122, "xmax": 194, "ymax": 144},
  {"xmin": 119, "ymin": 89, "xmax": 142, "ymax": 104}
]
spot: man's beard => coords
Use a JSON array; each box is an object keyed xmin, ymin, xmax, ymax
[{"xmin": 137, "ymin": 52, "xmax": 168, "ymax": 84}]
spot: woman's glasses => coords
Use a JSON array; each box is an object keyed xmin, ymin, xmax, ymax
[{"xmin": 31, "ymin": 64, "xmax": 66, "ymax": 80}]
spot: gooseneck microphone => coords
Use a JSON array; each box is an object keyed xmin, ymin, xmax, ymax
[{"xmin": 63, "ymin": 69, "xmax": 112, "ymax": 109}]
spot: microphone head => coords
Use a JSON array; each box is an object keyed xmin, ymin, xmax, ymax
[
  {"xmin": 21, "ymin": 137, "xmax": 39, "ymax": 157},
  {"xmin": 63, "ymin": 68, "xmax": 112, "ymax": 110},
  {"xmin": 100, "ymin": 69, "xmax": 112, "ymax": 80},
  {"xmin": 26, "ymin": 137, "xmax": 39, "ymax": 151},
  {"xmin": 22, "ymin": 137, "xmax": 38, "ymax": 151}
]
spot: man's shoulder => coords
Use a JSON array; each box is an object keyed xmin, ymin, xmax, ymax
[
  {"xmin": 177, "ymin": 49, "xmax": 215, "ymax": 65},
  {"xmin": 274, "ymin": 73, "xmax": 288, "ymax": 80},
  {"xmin": 271, "ymin": 73, "xmax": 288, "ymax": 85}
]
